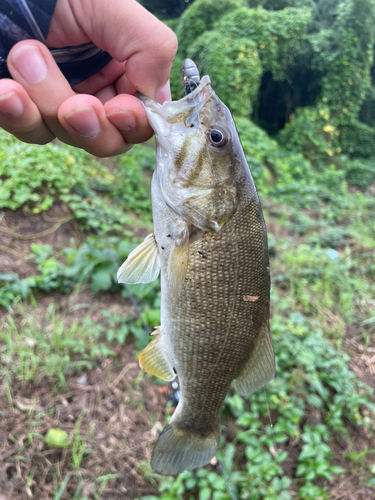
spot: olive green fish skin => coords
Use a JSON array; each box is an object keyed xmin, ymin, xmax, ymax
[
  {"xmin": 138, "ymin": 74, "xmax": 273, "ymax": 474},
  {"xmin": 153, "ymin": 154, "xmax": 269, "ymax": 437}
]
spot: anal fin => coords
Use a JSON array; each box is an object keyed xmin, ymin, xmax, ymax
[
  {"xmin": 139, "ymin": 333, "xmax": 175, "ymax": 382},
  {"xmin": 117, "ymin": 233, "xmax": 160, "ymax": 284},
  {"xmin": 234, "ymin": 321, "xmax": 275, "ymax": 396}
]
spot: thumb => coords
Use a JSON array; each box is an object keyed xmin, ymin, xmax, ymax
[{"xmin": 67, "ymin": 0, "xmax": 177, "ymax": 101}]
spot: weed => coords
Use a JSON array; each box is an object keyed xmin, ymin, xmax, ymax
[
  {"xmin": 0, "ymin": 129, "xmax": 155, "ymax": 234},
  {"xmin": 0, "ymin": 304, "xmax": 111, "ymax": 387}
]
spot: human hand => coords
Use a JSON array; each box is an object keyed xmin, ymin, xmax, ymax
[{"xmin": 0, "ymin": 0, "xmax": 177, "ymax": 156}]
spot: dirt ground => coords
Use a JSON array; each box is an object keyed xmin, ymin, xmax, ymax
[
  {"xmin": 0, "ymin": 204, "xmax": 81, "ymax": 278},
  {"xmin": 0, "ymin": 338, "xmax": 171, "ymax": 499}
]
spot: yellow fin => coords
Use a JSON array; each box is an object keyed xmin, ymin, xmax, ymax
[
  {"xmin": 168, "ymin": 230, "xmax": 189, "ymax": 298},
  {"xmin": 117, "ymin": 233, "xmax": 160, "ymax": 284},
  {"xmin": 139, "ymin": 334, "xmax": 175, "ymax": 381},
  {"xmin": 234, "ymin": 320, "xmax": 275, "ymax": 396}
]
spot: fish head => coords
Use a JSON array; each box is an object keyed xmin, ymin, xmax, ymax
[{"xmin": 138, "ymin": 74, "xmax": 247, "ymax": 231}]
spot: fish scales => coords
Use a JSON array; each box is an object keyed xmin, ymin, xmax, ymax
[
  {"xmin": 162, "ymin": 188, "xmax": 268, "ymax": 422},
  {"xmin": 117, "ymin": 61, "xmax": 275, "ymax": 475}
]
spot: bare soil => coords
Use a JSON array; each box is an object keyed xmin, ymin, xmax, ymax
[
  {"xmin": 0, "ymin": 338, "xmax": 170, "ymax": 500},
  {"xmin": 0, "ymin": 204, "xmax": 81, "ymax": 278}
]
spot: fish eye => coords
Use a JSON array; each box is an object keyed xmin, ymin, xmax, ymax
[{"xmin": 207, "ymin": 126, "xmax": 229, "ymax": 148}]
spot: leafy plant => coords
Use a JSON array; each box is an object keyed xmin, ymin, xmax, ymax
[
  {"xmin": 0, "ymin": 304, "xmax": 120, "ymax": 387},
  {"xmin": 0, "ymin": 130, "xmax": 155, "ymax": 233}
]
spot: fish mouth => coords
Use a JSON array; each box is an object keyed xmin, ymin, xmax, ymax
[
  {"xmin": 137, "ymin": 74, "xmax": 211, "ymax": 108},
  {"xmin": 136, "ymin": 75, "xmax": 213, "ymax": 139}
]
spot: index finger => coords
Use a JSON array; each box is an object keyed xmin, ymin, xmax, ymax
[{"xmin": 66, "ymin": 0, "xmax": 178, "ymax": 101}]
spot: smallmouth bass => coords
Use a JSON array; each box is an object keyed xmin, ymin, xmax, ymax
[{"xmin": 117, "ymin": 60, "xmax": 275, "ymax": 475}]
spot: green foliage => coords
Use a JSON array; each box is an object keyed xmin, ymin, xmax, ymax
[
  {"xmin": 174, "ymin": 0, "xmax": 244, "ymax": 55},
  {"xmin": 340, "ymin": 120, "xmax": 375, "ymax": 158},
  {"xmin": 170, "ymin": 0, "xmax": 375, "ymax": 196},
  {"xmin": 298, "ymin": 482, "xmax": 328, "ymax": 500},
  {"xmin": 215, "ymin": 7, "xmax": 311, "ymax": 81},
  {"xmin": 0, "ymin": 131, "xmax": 111, "ymax": 215},
  {"xmin": 310, "ymin": 1, "xmax": 375, "ymax": 121},
  {"xmin": 296, "ymin": 424, "xmax": 343, "ymax": 481},
  {"xmin": 189, "ymin": 33, "xmax": 262, "ymax": 116},
  {"xmin": 235, "ymin": 116, "xmax": 349, "ymax": 207},
  {"xmin": 0, "ymin": 130, "xmax": 154, "ymax": 232},
  {"xmin": 342, "ymin": 157, "xmax": 375, "ymax": 189},
  {"xmin": 277, "ymin": 106, "xmax": 340, "ymax": 165},
  {"xmin": 306, "ymin": 226, "xmax": 350, "ymax": 248},
  {"xmin": 172, "ymin": 3, "xmax": 311, "ymax": 116},
  {"xmin": 0, "ymin": 238, "xmax": 131, "ymax": 308},
  {"xmin": 171, "ymin": 0, "xmax": 375, "ymax": 180},
  {"xmin": 0, "ymin": 301, "xmax": 148, "ymax": 389},
  {"xmin": 236, "ymin": 116, "xmax": 314, "ymax": 193},
  {"xmin": 278, "ymin": 245, "xmax": 355, "ymax": 319},
  {"xmin": 0, "ymin": 305, "xmax": 100, "ymax": 387},
  {"xmin": 116, "ymin": 145, "xmax": 154, "ymax": 214},
  {"xmin": 276, "ymin": 0, "xmax": 375, "ymax": 166}
]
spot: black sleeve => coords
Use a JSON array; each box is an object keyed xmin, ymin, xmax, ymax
[{"xmin": 0, "ymin": 0, "xmax": 112, "ymax": 86}]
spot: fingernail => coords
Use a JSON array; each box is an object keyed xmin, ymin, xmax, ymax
[
  {"xmin": 155, "ymin": 80, "xmax": 171, "ymax": 104},
  {"xmin": 64, "ymin": 107, "xmax": 101, "ymax": 138},
  {"xmin": 0, "ymin": 91, "xmax": 23, "ymax": 118},
  {"xmin": 12, "ymin": 46, "xmax": 48, "ymax": 84},
  {"xmin": 106, "ymin": 110, "xmax": 136, "ymax": 132}
]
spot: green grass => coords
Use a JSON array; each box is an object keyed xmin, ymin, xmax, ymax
[{"xmin": 0, "ymin": 304, "xmax": 99, "ymax": 388}]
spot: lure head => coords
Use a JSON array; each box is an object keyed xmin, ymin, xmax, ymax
[{"xmin": 138, "ymin": 66, "xmax": 249, "ymax": 231}]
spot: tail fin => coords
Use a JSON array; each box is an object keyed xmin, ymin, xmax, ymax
[{"xmin": 151, "ymin": 421, "xmax": 219, "ymax": 475}]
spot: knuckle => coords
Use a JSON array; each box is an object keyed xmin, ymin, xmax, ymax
[
  {"xmin": 143, "ymin": 24, "xmax": 178, "ymax": 65},
  {"xmin": 156, "ymin": 27, "xmax": 178, "ymax": 61}
]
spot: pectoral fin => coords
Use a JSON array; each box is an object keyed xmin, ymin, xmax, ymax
[
  {"xmin": 117, "ymin": 233, "xmax": 160, "ymax": 284},
  {"xmin": 139, "ymin": 332, "xmax": 175, "ymax": 381},
  {"xmin": 234, "ymin": 321, "xmax": 275, "ymax": 396},
  {"xmin": 168, "ymin": 229, "xmax": 189, "ymax": 298}
]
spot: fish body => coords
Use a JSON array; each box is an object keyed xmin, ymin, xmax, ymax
[{"xmin": 117, "ymin": 64, "xmax": 274, "ymax": 475}]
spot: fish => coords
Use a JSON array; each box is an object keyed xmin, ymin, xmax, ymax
[{"xmin": 117, "ymin": 59, "xmax": 275, "ymax": 475}]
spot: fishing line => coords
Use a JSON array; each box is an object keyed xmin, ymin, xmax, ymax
[
  {"xmin": 217, "ymin": 454, "xmax": 238, "ymax": 500},
  {"xmin": 264, "ymin": 387, "xmax": 278, "ymax": 456}
]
